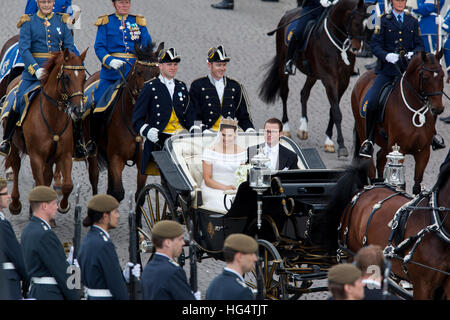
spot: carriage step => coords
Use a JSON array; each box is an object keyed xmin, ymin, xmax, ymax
[{"xmin": 300, "ymin": 148, "xmax": 326, "ymax": 169}]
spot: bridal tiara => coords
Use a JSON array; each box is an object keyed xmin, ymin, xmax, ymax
[{"xmin": 220, "ymin": 117, "xmax": 239, "ymax": 128}]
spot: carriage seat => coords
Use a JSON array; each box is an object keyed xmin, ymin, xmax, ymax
[{"xmin": 169, "ymin": 133, "xmax": 306, "ymax": 213}]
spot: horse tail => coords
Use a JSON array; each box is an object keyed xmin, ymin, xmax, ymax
[
  {"xmin": 259, "ymin": 56, "xmax": 281, "ymax": 104},
  {"xmin": 97, "ymin": 147, "xmax": 108, "ymax": 172},
  {"xmin": 308, "ymin": 160, "xmax": 371, "ymax": 252}
]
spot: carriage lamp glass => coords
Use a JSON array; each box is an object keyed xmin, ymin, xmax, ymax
[
  {"xmin": 249, "ymin": 150, "xmax": 271, "ymax": 191},
  {"xmin": 383, "ymin": 144, "xmax": 405, "ymax": 187}
]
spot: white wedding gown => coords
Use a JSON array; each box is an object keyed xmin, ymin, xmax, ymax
[{"xmin": 200, "ymin": 148, "xmax": 247, "ymax": 212}]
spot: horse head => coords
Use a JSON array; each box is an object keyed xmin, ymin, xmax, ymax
[
  {"xmin": 336, "ymin": 0, "xmax": 371, "ymax": 53},
  {"xmin": 132, "ymin": 42, "xmax": 163, "ymax": 92},
  {"xmin": 406, "ymin": 50, "xmax": 445, "ymax": 116},
  {"xmin": 42, "ymin": 48, "xmax": 88, "ymax": 121}
]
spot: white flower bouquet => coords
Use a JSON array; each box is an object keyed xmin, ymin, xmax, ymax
[{"xmin": 235, "ymin": 164, "xmax": 252, "ymax": 188}]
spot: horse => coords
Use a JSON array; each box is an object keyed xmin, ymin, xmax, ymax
[
  {"xmin": 259, "ymin": 0, "xmax": 369, "ymax": 157},
  {"xmin": 351, "ymin": 51, "xmax": 445, "ymax": 195},
  {"xmin": 0, "ymin": 35, "xmax": 22, "ymax": 101},
  {"xmin": 82, "ymin": 42, "xmax": 162, "ymax": 202},
  {"xmin": 311, "ymin": 159, "xmax": 450, "ymax": 299},
  {"xmin": 5, "ymin": 48, "xmax": 88, "ymax": 214}
]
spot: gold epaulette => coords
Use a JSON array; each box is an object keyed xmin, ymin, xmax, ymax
[
  {"xmin": 17, "ymin": 14, "xmax": 30, "ymax": 28},
  {"xmin": 94, "ymin": 14, "xmax": 109, "ymax": 27},
  {"xmin": 57, "ymin": 13, "xmax": 71, "ymax": 24},
  {"xmin": 136, "ymin": 15, "xmax": 147, "ymax": 27}
]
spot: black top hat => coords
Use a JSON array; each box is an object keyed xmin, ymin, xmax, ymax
[
  {"xmin": 158, "ymin": 48, "xmax": 181, "ymax": 63},
  {"xmin": 208, "ymin": 45, "xmax": 230, "ymax": 62}
]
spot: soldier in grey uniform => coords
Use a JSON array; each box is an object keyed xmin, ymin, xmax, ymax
[
  {"xmin": 0, "ymin": 177, "xmax": 29, "ymax": 299},
  {"xmin": 141, "ymin": 220, "xmax": 200, "ymax": 300},
  {"xmin": 21, "ymin": 186, "xmax": 79, "ymax": 300},
  {"xmin": 206, "ymin": 234, "xmax": 257, "ymax": 300},
  {"xmin": 77, "ymin": 194, "xmax": 140, "ymax": 300}
]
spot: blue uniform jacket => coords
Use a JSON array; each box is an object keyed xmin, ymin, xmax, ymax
[
  {"xmin": 189, "ymin": 76, "xmax": 254, "ymax": 131},
  {"xmin": 413, "ymin": 0, "xmax": 444, "ymax": 35},
  {"xmin": 77, "ymin": 226, "xmax": 129, "ymax": 300},
  {"xmin": 371, "ymin": 12, "xmax": 424, "ymax": 76},
  {"xmin": 141, "ymin": 253, "xmax": 196, "ymax": 300},
  {"xmin": 132, "ymin": 77, "xmax": 193, "ymax": 174},
  {"xmin": 20, "ymin": 216, "xmax": 79, "ymax": 300},
  {"xmin": 206, "ymin": 269, "xmax": 255, "ymax": 300},
  {"xmin": 442, "ymin": 10, "xmax": 450, "ymax": 74},
  {"xmin": 0, "ymin": 211, "xmax": 29, "ymax": 299},
  {"xmin": 25, "ymin": 0, "xmax": 72, "ymax": 15}
]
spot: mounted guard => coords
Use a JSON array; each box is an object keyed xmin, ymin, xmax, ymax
[
  {"xmin": 0, "ymin": 0, "xmax": 83, "ymax": 158},
  {"xmin": 86, "ymin": 0, "xmax": 152, "ymax": 157}
]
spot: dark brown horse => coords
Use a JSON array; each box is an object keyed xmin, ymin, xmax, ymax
[
  {"xmin": 351, "ymin": 51, "xmax": 445, "ymax": 194},
  {"xmin": 84, "ymin": 42, "xmax": 162, "ymax": 202},
  {"xmin": 313, "ymin": 160, "xmax": 450, "ymax": 299},
  {"xmin": 5, "ymin": 48, "xmax": 87, "ymax": 214},
  {"xmin": 259, "ymin": 0, "xmax": 369, "ymax": 157}
]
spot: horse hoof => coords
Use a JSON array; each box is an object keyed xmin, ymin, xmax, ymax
[
  {"xmin": 9, "ymin": 202, "xmax": 22, "ymax": 215},
  {"xmin": 283, "ymin": 131, "xmax": 291, "ymax": 138},
  {"xmin": 338, "ymin": 147, "xmax": 349, "ymax": 158},
  {"xmin": 58, "ymin": 202, "xmax": 71, "ymax": 214},
  {"xmin": 324, "ymin": 144, "xmax": 335, "ymax": 153},
  {"xmin": 297, "ymin": 130, "xmax": 308, "ymax": 140}
]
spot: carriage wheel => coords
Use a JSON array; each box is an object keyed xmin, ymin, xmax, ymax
[
  {"xmin": 135, "ymin": 183, "xmax": 176, "ymax": 267},
  {"xmin": 244, "ymin": 239, "xmax": 288, "ymax": 300}
]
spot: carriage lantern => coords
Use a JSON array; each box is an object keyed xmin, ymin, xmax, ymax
[
  {"xmin": 249, "ymin": 149, "xmax": 272, "ymax": 230},
  {"xmin": 383, "ymin": 144, "xmax": 406, "ymax": 189}
]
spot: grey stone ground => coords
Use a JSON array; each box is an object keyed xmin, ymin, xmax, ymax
[{"xmin": 1, "ymin": 0, "xmax": 449, "ymax": 300}]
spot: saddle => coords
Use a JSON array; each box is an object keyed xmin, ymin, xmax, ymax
[{"xmin": 377, "ymin": 82, "xmax": 395, "ymax": 123}]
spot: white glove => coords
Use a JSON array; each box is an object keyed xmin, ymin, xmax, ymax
[
  {"xmin": 245, "ymin": 128, "xmax": 255, "ymax": 133},
  {"xmin": 385, "ymin": 53, "xmax": 399, "ymax": 64},
  {"xmin": 131, "ymin": 263, "xmax": 141, "ymax": 279},
  {"xmin": 66, "ymin": 246, "xmax": 74, "ymax": 265},
  {"xmin": 203, "ymin": 129, "xmax": 214, "ymax": 134},
  {"xmin": 123, "ymin": 262, "xmax": 133, "ymax": 283},
  {"xmin": 109, "ymin": 59, "xmax": 125, "ymax": 70},
  {"xmin": 406, "ymin": 51, "xmax": 414, "ymax": 59},
  {"xmin": 146, "ymin": 127, "xmax": 159, "ymax": 143},
  {"xmin": 35, "ymin": 68, "xmax": 46, "ymax": 80},
  {"xmin": 73, "ymin": 258, "xmax": 80, "ymax": 269},
  {"xmin": 320, "ymin": 0, "xmax": 338, "ymax": 7},
  {"xmin": 194, "ymin": 290, "xmax": 201, "ymax": 300}
]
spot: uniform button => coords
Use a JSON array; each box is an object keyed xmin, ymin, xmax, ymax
[
  {"xmin": 209, "ymin": 119, "xmax": 212, "ymax": 122},
  {"xmin": 155, "ymin": 96, "xmax": 158, "ymax": 99},
  {"xmin": 206, "ymin": 96, "xmax": 209, "ymax": 99},
  {"xmin": 157, "ymin": 121, "xmax": 160, "ymax": 125},
  {"xmin": 399, "ymin": 38, "xmax": 402, "ymax": 41},
  {"xmin": 399, "ymin": 31, "xmax": 402, "ymax": 34},
  {"xmin": 152, "ymin": 87, "xmax": 155, "ymax": 91},
  {"xmin": 157, "ymin": 113, "xmax": 160, "ymax": 116},
  {"xmin": 208, "ymin": 103, "xmax": 211, "ymax": 106},
  {"xmin": 156, "ymin": 104, "xmax": 160, "ymax": 108},
  {"xmin": 228, "ymin": 112, "xmax": 231, "ymax": 115},
  {"xmin": 202, "ymin": 88, "xmax": 205, "ymax": 91},
  {"xmin": 210, "ymin": 111, "xmax": 213, "ymax": 114},
  {"xmin": 232, "ymin": 88, "xmax": 235, "ymax": 92},
  {"xmin": 230, "ymin": 104, "xmax": 232, "ymax": 106}
]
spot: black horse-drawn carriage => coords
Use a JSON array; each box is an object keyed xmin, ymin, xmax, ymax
[{"xmin": 134, "ymin": 132, "xmax": 345, "ymax": 299}]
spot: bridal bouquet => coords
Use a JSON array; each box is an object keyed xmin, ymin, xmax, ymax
[{"xmin": 235, "ymin": 164, "xmax": 252, "ymax": 188}]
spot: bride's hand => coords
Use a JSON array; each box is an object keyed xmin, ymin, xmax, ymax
[{"xmin": 224, "ymin": 185, "xmax": 236, "ymax": 191}]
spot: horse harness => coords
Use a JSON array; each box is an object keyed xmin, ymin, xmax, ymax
[
  {"xmin": 337, "ymin": 183, "xmax": 450, "ymax": 278},
  {"xmin": 40, "ymin": 63, "xmax": 86, "ymax": 163}
]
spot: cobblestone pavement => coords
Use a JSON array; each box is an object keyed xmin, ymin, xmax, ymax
[{"xmin": 1, "ymin": 0, "xmax": 449, "ymax": 300}]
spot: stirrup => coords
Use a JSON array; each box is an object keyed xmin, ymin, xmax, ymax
[
  {"xmin": 284, "ymin": 60, "xmax": 296, "ymax": 75},
  {"xmin": 359, "ymin": 140, "xmax": 374, "ymax": 158}
]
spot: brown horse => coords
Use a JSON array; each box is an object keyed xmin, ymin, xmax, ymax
[
  {"xmin": 259, "ymin": 0, "xmax": 369, "ymax": 157},
  {"xmin": 5, "ymin": 48, "xmax": 87, "ymax": 214},
  {"xmin": 0, "ymin": 35, "xmax": 22, "ymax": 101},
  {"xmin": 313, "ymin": 160, "xmax": 450, "ymax": 299},
  {"xmin": 351, "ymin": 51, "xmax": 445, "ymax": 194},
  {"xmin": 83, "ymin": 42, "xmax": 162, "ymax": 202}
]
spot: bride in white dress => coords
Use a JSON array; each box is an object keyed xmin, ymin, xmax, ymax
[{"xmin": 201, "ymin": 118, "xmax": 247, "ymax": 211}]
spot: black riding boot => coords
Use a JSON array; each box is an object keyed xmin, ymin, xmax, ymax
[
  {"xmin": 0, "ymin": 110, "xmax": 20, "ymax": 157},
  {"xmin": 211, "ymin": 0, "xmax": 234, "ymax": 9},
  {"xmin": 73, "ymin": 120, "xmax": 88, "ymax": 160},
  {"xmin": 359, "ymin": 108, "xmax": 377, "ymax": 158},
  {"xmin": 86, "ymin": 114, "xmax": 100, "ymax": 157},
  {"xmin": 285, "ymin": 35, "xmax": 299, "ymax": 75}
]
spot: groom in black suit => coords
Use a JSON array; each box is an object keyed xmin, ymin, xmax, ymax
[{"xmin": 247, "ymin": 118, "xmax": 298, "ymax": 170}]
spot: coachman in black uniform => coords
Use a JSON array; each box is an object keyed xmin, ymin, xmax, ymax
[
  {"xmin": 189, "ymin": 45, "xmax": 255, "ymax": 133},
  {"xmin": 132, "ymin": 47, "xmax": 194, "ymax": 175}
]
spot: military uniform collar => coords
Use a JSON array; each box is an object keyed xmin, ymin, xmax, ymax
[
  {"xmin": 208, "ymin": 74, "xmax": 227, "ymax": 87},
  {"xmin": 92, "ymin": 225, "xmax": 110, "ymax": 239},
  {"xmin": 155, "ymin": 252, "xmax": 179, "ymax": 266},
  {"xmin": 0, "ymin": 210, "xmax": 5, "ymax": 221},
  {"xmin": 34, "ymin": 216, "xmax": 52, "ymax": 230},
  {"xmin": 224, "ymin": 267, "xmax": 245, "ymax": 282},
  {"xmin": 115, "ymin": 13, "xmax": 129, "ymax": 21},
  {"xmin": 159, "ymin": 74, "xmax": 175, "ymax": 85},
  {"xmin": 37, "ymin": 11, "xmax": 54, "ymax": 20}
]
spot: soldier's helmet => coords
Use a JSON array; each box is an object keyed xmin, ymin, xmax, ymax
[
  {"xmin": 207, "ymin": 45, "xmax": 230, "ymax": 63},
  {"xmin": 158, "ymin": 48, "xmax": 181, "ymax": 63}
]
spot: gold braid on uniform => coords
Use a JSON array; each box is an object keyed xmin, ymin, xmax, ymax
[
  {"xmin": 94, "ymin": 14, "xmax": 109, "ymax": 26},
  {"xmin": 57, "ymin": 13, "xmax": 71, "ymax": 24},
  {"xmin": 17, "ymin": 14, "xmax": 30, "ymax": 28},
  {"xmin": 136, "ymin": 15, "xmax": 147, "ymax": 26}
]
